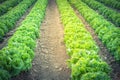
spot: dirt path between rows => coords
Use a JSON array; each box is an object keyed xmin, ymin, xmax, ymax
[
  {"xmin": 74, "ymin": 9, "xmax": 120, "ymax": 80},
  {"xmin": 12, "ymin": 0, "xmax": 70, "ymax": 80}
]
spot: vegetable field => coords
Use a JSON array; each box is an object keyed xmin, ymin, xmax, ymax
[{"xmin": 0, "ymin": 0, "xmax": 120, "ymax": 80}]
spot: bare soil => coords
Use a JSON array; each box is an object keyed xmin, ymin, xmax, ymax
[
  {"xmin": 12, "ymin": 0, "xmax": 70, "ymax": 80},
  {"xmin": 74, "ymin": 9, "xmax": 120, "ymax": 80}
]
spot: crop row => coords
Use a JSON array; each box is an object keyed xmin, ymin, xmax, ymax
[
  {"xmin": 69, "ymin": 0, "xmax": 120, "ymax": 62},
  {"xmin": 0, "ymin": 0, "xmax": 48, "ymax": 80},
  {"xmin": 0, "ymin": 0, "xmax": 22, "ymax": 16},
  {"xmin": 0, "ymin": 0, "xmax": 7, "ymax": 3},
  {"xmin": 81, "ymin": 0, "xmax": 120, "ymax": 27},
  {"xmin": 95, "ymin": 0, "xmax": 120, "ymax": 10},
  {"xmin": 0, "ymin": 0, "xmax": 36, "ymax": 42},
  {"xmin": 116, "ymin": 0, "xmax": 120, "ymax": 1},
  {"xmin": 57, "ymin": 0, "xmax": 111, "ymax": 80}
]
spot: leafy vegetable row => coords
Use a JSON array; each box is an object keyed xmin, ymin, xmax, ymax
[
  {"xmin": 95, "ymin": 0, "xmax": 120, "ymax": 10},
  {"xmin": 0, "ymin": 0, "xmax": 36, "ymax": 42},
  {"xmin": 69, "ymin": 0, "xmax": 120, "ymax": 62},
  {"xmin": 57, "ymin": 0, "xmax": 111, "ymax": 80},
  {"xmin": 0, "ymin": 0, "xmax": 7, "ymax": 3},
  {"xmin": 116, "ymin": 0, "xmax": 120, "ymax": 1},
  {"xmin": 0, "ymin": 0, "xmax": 22, "ymax": 16},
  {"xmin": 81, "ymin": 0, "xmax": 120, "ymax": 27},
  {"xmin": 0, "ymin": 0, "xmax": 48, "ymax": 80}
]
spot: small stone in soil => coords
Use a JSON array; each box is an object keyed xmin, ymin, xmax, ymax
[
  {"xmin": 58, "ymin": 68, "xmax": 62, "ymax": 71},
  {"xmin": 55, "ymin": 66, "xmax": 59, "ymax": 69},
  {"xmin": 51, "ymin": 48, "xmax": 54, "ymax": 50},
  {"xmin": 30, "ymin": 72, "xmax": 32, "ymax": 75},
  {"xmin": 44, "ymin": 61, "xmax": 48, "ymax": 63},
  {"xmin": 33, "ymin": 69, "xmax": 37, "ymax": 72},
  {"xmin": 42, "ymin": 48, "xmax": 49, "ymax": 53},
  {"xmin": 32, "ymin": 63, "xmax": 35, "ymax": 66},
  {"xmin": 104, "ymin": 57, "xmax": 107, "ymax": 60},
  {"xmin": 46, "ymin": 66, "xmax": 49, "ymax": 68},
  {"xmin": 41, "ymin": 45, "xmax": 45, "ymax": 48}
]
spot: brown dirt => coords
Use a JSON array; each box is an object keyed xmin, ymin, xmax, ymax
[
  {"xmin": 0, "ymin": 2, "xmax": 35, "ymax": 49},
  {"xmin": 73, "ymin": 9, "xmax": 120, "ymax": 80},
  {"xmin": 11, "ymin": 0, "xmax": 70, "ymax": 80}
]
